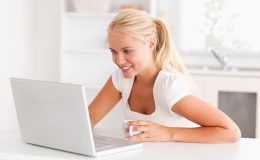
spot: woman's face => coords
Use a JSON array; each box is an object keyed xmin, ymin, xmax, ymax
[{"xmin": 107, "ymin": 31, "xmax": 155, "ymax": 78}]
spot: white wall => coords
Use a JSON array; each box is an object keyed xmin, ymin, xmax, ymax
[
  {"xmin": 0, "ymin": 0, "xmax": 60, "ymax": 131},
  {"xmin": 35, "ymin": 0, "xmax": 60, "ymax": 80}
]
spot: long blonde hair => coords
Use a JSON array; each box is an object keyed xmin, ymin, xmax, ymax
[{"xmin": 108, "ymin": 9, "xmax": 200, "ymax": 96}]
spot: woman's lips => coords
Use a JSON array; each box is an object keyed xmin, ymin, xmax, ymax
[{"xmin": 121, "ymin": 65, "xmax": 133, "ymax": 72}]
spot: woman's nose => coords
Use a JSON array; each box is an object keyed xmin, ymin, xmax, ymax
[{"xmin": 115, "ymin": 53, "xmax": 126, "ymax": 65}]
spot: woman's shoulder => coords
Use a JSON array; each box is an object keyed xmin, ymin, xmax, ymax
[
  {"xmin": 157, "ymin": 70, "xmax": 187, "ymax": 85},
  {"xmin": 155, "ymin": 70, "xmax": 192, "ymax": 95},
  {"xmin": 154, "ymin": 70, "xmax": 192, "ymax": 108}
]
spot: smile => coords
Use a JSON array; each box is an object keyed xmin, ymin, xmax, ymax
[{"xmin": 120, "ymin": 66, "xmax": 133, "ymax": 72}]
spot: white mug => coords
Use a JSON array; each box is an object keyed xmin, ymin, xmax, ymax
[{"xmin": 123, "ymin": 120, "xmax": 142, "ymax": 137}]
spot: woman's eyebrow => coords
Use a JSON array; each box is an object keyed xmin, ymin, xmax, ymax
[
  {"xmin": 109, "ymin": 47, "xmax": 133, "ymax": 51},
  {"xmin": 120, "ymin": 47, "xmax": 133, "ymax": 50}
]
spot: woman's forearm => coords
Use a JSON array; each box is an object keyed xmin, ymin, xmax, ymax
[{"xmin": 168, "ymin": 126, "xmax": 241, "ymax": 143}]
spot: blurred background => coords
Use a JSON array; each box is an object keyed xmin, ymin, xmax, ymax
[{"xmin": 1, "ymin": 0, "xmax": 260, "ymax": 138}]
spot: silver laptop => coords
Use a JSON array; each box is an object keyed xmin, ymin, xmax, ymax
[{"xmin": 10, "ymin": 78, "xmax": 142, "ymax": 157}]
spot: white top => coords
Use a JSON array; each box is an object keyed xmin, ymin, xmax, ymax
[{"xmin": 112, "ymin": 69, "xmax": 198, "ymax": 127}]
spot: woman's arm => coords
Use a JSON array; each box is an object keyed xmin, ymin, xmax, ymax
[
  {"xmin": 88, "ymin": 76, "xmax": 121, "ymax": 128},
  {"xmin": 169, "ymin": 95, "xmax": 241, "ymax": 143},
  {"xmin": 128, "ymin": 95, "xmax": 241, "ymax": 143}
]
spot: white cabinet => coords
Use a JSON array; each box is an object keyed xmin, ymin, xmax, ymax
[
  {"xmin": 60, "ymin": 1, "xmax": 116, "ymax": 87},
  {"xmin": 60, "ymin": 13, "xmax": 116, "ymax": 87},
  {"xmin": 191, "ymin": 72, "xmax": 260, "ymax": 138}
]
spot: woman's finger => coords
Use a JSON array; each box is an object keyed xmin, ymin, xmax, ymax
[
  {"xmin": 132, "ymin": 125, "xmax": 148, "ymax": 133},
  {"xmin": 129, "ymin": 120, "xmax": 150, "ymax": 126},
  {"xmin": 129, "ymin": 132, "xmax": 149, "ymax": 142}
]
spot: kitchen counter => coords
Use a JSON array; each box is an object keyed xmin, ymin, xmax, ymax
[{"xmin": 188, "ymin": 66, "xmax": 260, "ymax": 77}]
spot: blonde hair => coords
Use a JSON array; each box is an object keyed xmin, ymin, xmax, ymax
[{"xmin": 108, "ymin": 9, "xmax": 200, "ymax": 96}]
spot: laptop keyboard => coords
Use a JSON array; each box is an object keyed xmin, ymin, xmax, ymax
[
  {"xmin": 94, "ymin": 136, "xmax": 113, "ymax": 142},
  {"xmin": 94, "ymin": 136, "xmax": 113, "ymax": 149},
  {"xmin": 94, "ymin": 142, "xmax": 113, "ymax": 149}
]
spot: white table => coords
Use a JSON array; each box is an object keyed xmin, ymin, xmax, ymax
[{"xmin": 1, "ymin": 129, "xmax": 260, "ymax": 160}]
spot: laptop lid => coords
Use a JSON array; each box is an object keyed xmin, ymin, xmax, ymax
[{"xmin": 10, "ymin": 78, "xmax": 96, "ymax": 156}]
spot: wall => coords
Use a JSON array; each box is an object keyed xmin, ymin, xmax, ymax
[
  {"xmin": 35, "ymin": 0, "xmax": 60, "ymax": 80},
  {"xmin": 0, "ymin": 0, "xmax": 60, "ymax": 131}
]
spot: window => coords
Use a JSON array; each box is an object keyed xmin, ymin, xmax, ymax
[{"xmin": 176, "ymin": 0, "xmax": 260, "ymax": 55}]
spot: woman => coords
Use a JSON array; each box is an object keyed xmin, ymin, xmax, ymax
[{"xmin": 89, "ymin": 9, "xmax": 241, "ymax": 143}]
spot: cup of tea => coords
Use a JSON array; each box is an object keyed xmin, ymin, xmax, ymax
[{"xmin": 123, "ymin": 120, "xmax": 142, "ymax": 137}]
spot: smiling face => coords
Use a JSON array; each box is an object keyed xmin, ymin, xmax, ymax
[{"xmin": 107, "ymin": 31, "xmax": 156, "ymax": 78}]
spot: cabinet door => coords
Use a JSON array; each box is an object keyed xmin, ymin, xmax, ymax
[
  {"xmin": 61, "ymin": 3, "xmax": 116, "ymax": 86},
  {"xmin": 203, "ymin": 76, "xmax": 260, "ymax": 138},
  {"xmin": 219, "ymin": 91, "xmax": 257, "ymax": 138}
]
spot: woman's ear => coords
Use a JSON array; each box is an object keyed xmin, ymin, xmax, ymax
[{"xmin": 149, "ymin": 37, "xmax": 156, "ymax": 50}]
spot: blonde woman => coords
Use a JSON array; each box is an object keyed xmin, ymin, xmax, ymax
[{"xmin": 89, "ymin": 9, "xmax": 241, "ymax": 143}]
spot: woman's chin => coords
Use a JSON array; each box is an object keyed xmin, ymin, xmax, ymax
[{"xmin": 122, "ymin": 72, "xmax": 135, "ymax": 79}]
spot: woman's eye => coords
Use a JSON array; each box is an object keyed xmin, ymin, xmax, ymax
[
  {"xmin": 110, "ymin": 50, "xmax": 116, "ymax": 54},
  {"xmin": 123, "ymin": 49, "xmax": 132, "ymax": 54}
]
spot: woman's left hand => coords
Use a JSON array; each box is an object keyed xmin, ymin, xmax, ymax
[{"xmin": 127, "ymin": 120, "xmax": 172, "ymax": 142}]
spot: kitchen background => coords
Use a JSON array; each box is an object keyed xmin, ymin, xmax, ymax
[{"xmin": 1, "ymin": 0, "xmax": 260, "ymax": 138}]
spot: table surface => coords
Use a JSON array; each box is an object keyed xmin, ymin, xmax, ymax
[{"xmin": 1, "ymin": 128, "xmax": 260, "ymax": 160}]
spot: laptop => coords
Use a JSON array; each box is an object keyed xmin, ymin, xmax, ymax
[{"xmin": 10, "ymin": 78, "xmax": 142, "ymax": 157}]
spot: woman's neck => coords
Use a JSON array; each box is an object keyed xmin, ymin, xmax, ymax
[{"xmin": 135, "ymin": 66, "xmax": 160, "ymax": 86}]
